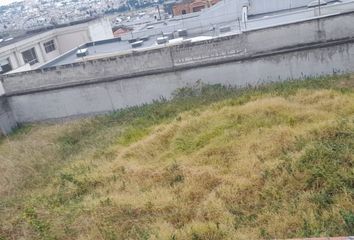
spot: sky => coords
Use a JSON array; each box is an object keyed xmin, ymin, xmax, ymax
[{"xmin": 0, "ymin": 0, "xmax": 21, "ymax": 6}]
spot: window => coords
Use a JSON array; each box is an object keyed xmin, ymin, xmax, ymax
[
  {"xmin": 22, "ymin": 48, "xmax": 38, "ymax": 65},
  {"xmin": 43, "ymin": 40, "xmax": 56, "ymax": 53},
  {"xmin": 182, "ymin": 10, "xmax": 187, "ymax": 14},
  {"xmin": 192, "ymin": 5, "xmax": 205, "ymax": 12},
  {"xmin": 0, "ymin": 58, "xmax": 12, "ymax": 74}
]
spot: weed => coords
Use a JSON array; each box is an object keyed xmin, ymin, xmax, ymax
[
  {"xmin": 165, "ymin": 162, "xmax": 184, "ymax": 186},
  {"xmin": 341, "ymin": 210, "xmax": 354, "ymax": 234},
  {"xmin": 22, "ymin": 207, "xmax": 54, "ymax": 239}
]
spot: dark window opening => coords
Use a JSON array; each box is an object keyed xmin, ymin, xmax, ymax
[
  {"xmin": 182, "ymin": 10, "xmax": 187, "ymax": 14},
  {"xmin": 0, "ymin": 58, "xmax": 12, "ymax": 74},
  {"xmin": 43, "ymin": 40, "xmax": 56, "ymax": 53},
  {"xmin": 22, "ymin": 48, "xmax": 38, "ymax": 65},
  {"xmin": 192, "ymin": 5, "xmax": 205, "ymax": 12}
]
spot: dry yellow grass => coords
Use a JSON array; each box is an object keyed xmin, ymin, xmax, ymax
[{"xmin": 0, "ymin": 76, "xmax": 354, "ymax": 240}]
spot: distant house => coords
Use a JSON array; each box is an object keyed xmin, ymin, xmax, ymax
[
  {"xmin": 113, "ymin": 26, "xmax": 133, "ymax": 38},
  {"xmin": 172, "ymin": 0, "xmax": 220, "ymax": 16}
]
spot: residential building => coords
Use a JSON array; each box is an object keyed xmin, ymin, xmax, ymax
[{"xmin": 0, "ymin": 18, "xmax": 113, "ymax": 74}]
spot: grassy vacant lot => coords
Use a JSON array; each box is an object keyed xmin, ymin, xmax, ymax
[{"xmin": 0, "ymin": 75, "xmax": 354, "ymax": 240}]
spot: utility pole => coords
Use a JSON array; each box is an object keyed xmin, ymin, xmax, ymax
[{"xmin": 156, "ymin": 4, "xmax": 161, "ymax": 20}]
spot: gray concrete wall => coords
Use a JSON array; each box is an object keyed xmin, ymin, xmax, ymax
[
  {"xmin": 0, "ymin": 96, "xmax": 17, "ymax": 135},
  {"xmin": 5, "ymin": 40, "xmax": 354, "ymax": 123},
  {"xmin": 248, "ymin": 0, "xmax": 311, "ymax": 16},
  {"xmin": 1, "ymin": 12, "xmax": 354, "ymax": 123},
  {"xmin": 3, "ymin": 12, "xmax": 354, "ymax": 95},
  {"xmin": 2, "ymin": 47, "xmax": 174, "ymax": 95}
]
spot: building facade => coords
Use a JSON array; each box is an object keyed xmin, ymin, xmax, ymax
[
  {"xmin": 0, "ymin": 18, "xmax": 113, "ymax": 75},
  {"xmin": 172, "ymin": 0, "xmax": 220, "ymax": 16}
]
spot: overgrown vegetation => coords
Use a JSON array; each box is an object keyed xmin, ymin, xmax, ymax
[{"xmin": 0, "ymin": 75, "xmax": 354, "ymax": 240}]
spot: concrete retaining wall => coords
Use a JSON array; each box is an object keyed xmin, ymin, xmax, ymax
[
  {"xmin": 5, "ymin": 40, "xmax": 354, "ymax": 123},
  {"xmin": 1, "ymin": 12, "xmax": 354, "ymax": 123},
  {"xmin": 3, "ymin": 12, "xmax": 354, "ymax": 96},
  {"xmin": 0, "ymin": 96, "xmax": 17, "ymax": 135}
]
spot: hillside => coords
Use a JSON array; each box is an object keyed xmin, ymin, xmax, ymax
[{"xmin": 0, "ymin": 75, "xmax": 354, "ymax": 240}]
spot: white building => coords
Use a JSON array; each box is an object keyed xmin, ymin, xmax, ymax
[{"xmin": 0, "ymin": 18, "xmax": 113, "ymax": 75}]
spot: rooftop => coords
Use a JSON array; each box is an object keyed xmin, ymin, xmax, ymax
[
  {"xmin": 0, "ymin": 30, "xmax": 52, "ymax": 49},
  {"xmin": 0, "ymin": 17, "xmax": 99, "ymax": 49},
  {"xmin": 41, "ymin": 37, "xmax": 160, "ymax": 68},
  {"xmin": 40, "ymin": 0, "xmax": 354, "ymax": 69}
]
